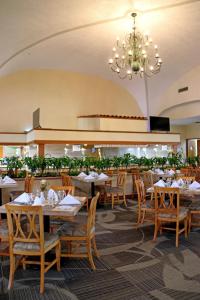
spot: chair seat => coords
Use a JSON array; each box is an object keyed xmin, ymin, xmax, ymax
[
  {"xmin": 13, "ymin": 233, "xmax": 59, "ymax": 252},
  {"xmin": 158, "ymin": 207, "xmax": 188, "ymax": 219},
  {"xmin": 141, "ymin": 201, "xmax": 154, "ymax": 209},
  {"xmin": 58, "ymin": 222, "xmax": 95, "ymax": 237},
  {"xmin": 189, "ymin": 205, "xmax": 200, "ymax": 211}
]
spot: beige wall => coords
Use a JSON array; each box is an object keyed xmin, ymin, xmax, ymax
[
  {"xmin": 0, "ymin": 69, "xmax": 142, "ymax": 132},
  {"xmin": 159, "ymin": 65, "xmax": 200, "ymax": 119}
]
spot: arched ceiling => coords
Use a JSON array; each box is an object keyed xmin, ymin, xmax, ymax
[{"xmin": 0, "ymin": 0, "xmax": 200, "ymax": 117}]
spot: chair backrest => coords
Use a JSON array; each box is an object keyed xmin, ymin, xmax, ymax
[
  {"xmin": 141, "ymin": 171, "xmax": 153, "ymax": 189},
  {"xmin": 87, "ymin": 192, "xmax": 100, "ymax": 236},
  {"xmin": 50, "ymin": 185, "xmax": 75, "ymax": 195},
  {"xmin": 135, "ymin": 179, "xmax": 146, "ymax": 207},
  {"xmin": 117, "ymin": 172, "xmax": 127, "ymax": 189},
  {"xmin": 61, "ymin": 174, "xmax": 72, "ymax": 186},
  {"xmin": 6, "ymin": 204, "xmax": 44, "ymax": 251},
  {"xmin": 24, "ymin": 175, "xmax": 35, "ymax": 193},
  {"xmin": 180, "ymin": 168, "xmax": 193, "ymax": 177},
  {"xmin": 154, "ymin": 186, "xmax": 180, "ymax": 217}
]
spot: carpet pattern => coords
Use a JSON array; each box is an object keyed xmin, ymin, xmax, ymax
[{"xmin": 1, "ymin": 200, "xmax": 200, "ymax": 299}]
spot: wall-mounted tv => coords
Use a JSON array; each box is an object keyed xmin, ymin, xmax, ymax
[{"xmin": 149, "ymin": 116, "xmax": 170, "ymax": 132}]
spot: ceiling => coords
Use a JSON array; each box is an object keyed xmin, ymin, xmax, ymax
[{"xmin": 0, "ymin": 0, "xmax": 200, "ymax": 119}]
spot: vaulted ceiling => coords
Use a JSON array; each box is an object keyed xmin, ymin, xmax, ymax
[{"xmin": 0, "ymin": 0, "xmax": 200, "ymax": 120}]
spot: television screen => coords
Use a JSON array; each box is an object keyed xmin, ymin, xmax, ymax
[{"xmin": 149, "ymin": 116, "xmax": 170, "ymax": 132}]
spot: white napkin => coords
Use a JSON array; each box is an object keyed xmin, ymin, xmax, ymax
[
  {"xmin": 98, "ymin": 173, "xmax": 109, "ymax": 180},
  {"xmin": 48, "ymin": 189, "xmax": 58, "ymax": 202},
  {"xmin": 3, "ymin": 176, "xmax": 16, "ymax": 184},
  {"xmin": 14, "ymin": 192, "xmax": 30, "ymax": 204},
  {"xmin": 168, "ymin": 169, "xmax": 175, "ymax": 176},
  {"xmin": 171, "ymin": 181, "xmax": 179, "ymax": 188},
  {"xmin": 154, "ymin": 179, "xmax": 166, "ymax": 187},
  {"xmin": 158, "ymin": 170, "xmax": 164, "ymax": 175},
  {"xmin": 84, "ymin": 174, "xmax": 95, "ymax": 181},
  {"xmin": 189, "ymin": 181, "xmax": 200, "ymax": 190},
  {"xmin": 59, "ymin": 194, "xmax": 81, "ymax": 205},
  {"xmin": 78, "ymin": 172, "xmax": 87, "ymax": 178},
  {"xmin": 177, "ymin": 178, "xmax": 184, "ymax": 186},
  {"xmin": 33, "ymin": 196, "xmax": 44, "ymax": 206}
]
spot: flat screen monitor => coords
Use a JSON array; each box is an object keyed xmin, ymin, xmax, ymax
[{"xmin": 149, "ymin": 116, "xmax": 170, "ymax": 132}]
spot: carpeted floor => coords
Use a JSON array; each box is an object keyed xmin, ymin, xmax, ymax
[{"xmin": 1, "ymin": 199, "xmax": 200, "ymax": 299}]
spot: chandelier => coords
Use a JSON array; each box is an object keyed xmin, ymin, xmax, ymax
[{"xmin": 108, "ymin": 13, "xmax": 163, "ymax": 79}]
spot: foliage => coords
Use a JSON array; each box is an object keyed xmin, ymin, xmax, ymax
[{"xmin": 2, "ymin": 151, "xmax": 200, "ymax": 178}]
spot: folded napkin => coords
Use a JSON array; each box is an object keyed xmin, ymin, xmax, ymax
[
  {"xmin": 98, "ymin": 173, "xmax": 109, "ymax": 180},
  {"xmin": 59, "ymin": 194, "xmax": 81, "ymax": 205},
  {"xmin": 158, "ymin": 170, "xmax": 164, "ymax": 175},
  {"xmin": 48, "ymin": 189, "xmax": 58, "ymax": 202},
  {"xmin": 14, "ymin": 192, "xmax": 30, "ymax": 204},
  {"xmin": 189, "ymin": 181, "xmax": 200, "ymax": 190},
  {"xmin": 3, "ymin": 176, "xmax": 16, "ymax": 184},
  {"xmin": 177, "ymin": 178, "xmax": 184, "ymax": 186},
  {"xmin": 154, "ymin": 179, "xmax": 166, "ymax": 187},
  {"xmin": 168, "ymin": 169, "xmax": 175, "ymax": 176},
  {"xmin": 84, "ymin": 174, "xmax": 95, "ymax": 181},
  {"xmin": 171, "ymin": 181, "xmax": 179, "ymax": 188},
  {"xmin": 78, "ymin": 172, "xmax": 87, "ymax": 178},
  {"xmin": 33, "ymin": 196, "xmax": 44, "ymax": 206}
]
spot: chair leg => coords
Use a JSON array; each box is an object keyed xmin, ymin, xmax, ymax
[
  {"xmin": 188, "ymin": 213, "xmax": 192, "ymax": 235},
  {"xmin": 56, "ymin": 242, "xmax": 61, "ymax": 272},
  {"xmin": 137, "ymin": 208, "xmax": 141, "ymax": 224},
  {"xmin": 8, "ymin": 253, "xmax": 15, "ymax": 290},
  {"xmin": 153, "ymin": 218, "xmax": 158, "ymax": 241},
  {"xmin": 86, "ymin": 239, "xmax": 95, "ymax": 270},
  {"xmin": 40, "ymin": 254, "xmax": 45, "ymax": 294},
  {"xmin": 176, "ymin": 221, "xmax": 179, "ymax": 248},
  {"xmin": 92, "ymin": 237, "xmax": 99, "ymax": 258}
]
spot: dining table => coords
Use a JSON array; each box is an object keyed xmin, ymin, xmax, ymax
[
  {"xmin": 72, "ymin": 175, "xmax": 113, "ymax": 198},
  {"xmin": 0, "ymin": 196, "xmax": 87, "ymax": 232}
]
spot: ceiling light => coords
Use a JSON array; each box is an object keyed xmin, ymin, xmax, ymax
[{"xmin": 108, "ymin": 13, "xmax": 163, "ymax": 79}]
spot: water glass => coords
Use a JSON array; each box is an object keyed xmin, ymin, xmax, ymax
[
  {"xmin": 57, "ymin": 190, "xmax": 65, "ymax": 202},
  {"xmin": 28, "ymin": 193, "xmax": 34, "ymax": 205}
]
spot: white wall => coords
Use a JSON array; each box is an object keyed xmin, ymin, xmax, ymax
[{"xmin": 0, "ymin": 69, "xmax": 142, "ymax": 131}]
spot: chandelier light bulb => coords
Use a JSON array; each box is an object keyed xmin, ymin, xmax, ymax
[{"xmin": 108, "ymin": 12, "xmax": 163, "ymax": 79}]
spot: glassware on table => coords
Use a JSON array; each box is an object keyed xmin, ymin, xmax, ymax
[
  {"xmin": 28, "ymin": 193, "xmax": 34, "ymax": 205},
  {"xmin": 57, "ymin": 190, "xmax": 65, "ymax": 203}
]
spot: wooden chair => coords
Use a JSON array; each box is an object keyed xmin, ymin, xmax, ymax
[
  {"xmin": 61, "ymin": 174, "xmax": 72, "ymax": 186},
  {"xmin": 6, "ymin": 204, "xmax": 61, "ymax": 294},
  {"xmin": 58, "ymin": 192, "xmax": 100, "ymax": 270},
  {"xmin": 135, "ymin": 179, "xmax": 155, "ymax": 224},
  {"xmin": 153, "ymin": 186, "xmax": 188, "ymax": 247},
  {"xmin": 131, "ymin": 170, "xmax": 140, "ymax": 200},
  {"xmin": 50, "ymin": 185, "xmax": 75, "ymax": 196},
  {"xmin": 105, "ymin": 172, "xmax": 127, "ymax": 209},
  {"xmin": 10, "ymin": 175, "xmax": 35, "ymax": 201}
]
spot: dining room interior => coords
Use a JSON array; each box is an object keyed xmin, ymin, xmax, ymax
[{"xmin": 1, "ymin": 1, "xmax": 200, "ymax": 299}]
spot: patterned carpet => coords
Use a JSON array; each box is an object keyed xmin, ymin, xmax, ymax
[{"xmin": 1, "ymin": 199, "xmax": 200, "ymax": 299}]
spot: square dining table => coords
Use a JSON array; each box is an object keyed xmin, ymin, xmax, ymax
[
  {"xmin": 0, "ymin": 196, "xmax": 86, "ymax": 232},
  {"xmin": 72, "ymin": 176, "xmax": 114, "ymax": 198}
]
